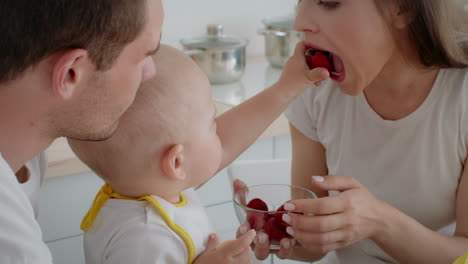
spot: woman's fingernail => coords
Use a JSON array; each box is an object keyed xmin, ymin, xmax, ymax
[
  {"xmin": 282, "ymin": 239, "xmax": 290, "ymax": 249},
  {"xmin": 312, "ymin": 176, "xmax": 325, "ymax": 182},
  {"xmin": 240, "ymin": 225, "xmax": 248, "ymax": 235},
  {"xmin": 282, "ymin": 214, "xmax": 292, "ymax": 225},
  {"xmin": 284, "ymin": 203, "xmax": 296, "ymax": 211},
  {"xmin": 258, "ymin": 233, "xmax": 268, "ymax": 244},
  {"xmin": 314, "ymin": 81, "xmax": 322, "ymax": 86},
  {"xmin": 286, "ymin": 227, "xmax": 295, "ymax": 237}
]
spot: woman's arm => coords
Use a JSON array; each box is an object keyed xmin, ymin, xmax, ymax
[
  {"xmin": 372, "ymin": 157, "xmax": 468, "ymax": 264},
  {"xmin": 289, "ymin": 123, "xmax": 328, "ymax": 198}
]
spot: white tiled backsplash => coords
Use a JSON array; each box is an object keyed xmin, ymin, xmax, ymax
[{"xmin": 162, "ymin": 0, "xmax": 297, "ymax": 57}]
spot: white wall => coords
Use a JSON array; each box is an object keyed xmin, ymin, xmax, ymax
[{"xmin": 161, "ymin": 0, "xmax": 297, "ymax": 57}]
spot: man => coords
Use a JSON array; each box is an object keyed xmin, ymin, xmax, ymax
[{"xmin": 0, "ymin": 0, "xmax": 164, "ymax": 262}]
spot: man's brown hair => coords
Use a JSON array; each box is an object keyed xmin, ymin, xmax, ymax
[{"xmin": 0, "ymin": 0, "xmax": 147, "ymax": 84}]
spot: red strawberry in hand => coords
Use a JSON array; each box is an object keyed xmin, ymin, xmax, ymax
[
  {"xmin": 246, "ymin": 198, "xmax": 268, "ymax": 230},
  {"xmin": 263, "ymin": 218, "xmax": 292, "ymax": 242},
  {"xmin": 306, "ymin": 50, "xmax": 332, "ymax": 73}
]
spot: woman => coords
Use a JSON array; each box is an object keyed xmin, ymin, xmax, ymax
[{"xmin": 238, "ymin": 0, "xmax": 468, "ymax": 263}]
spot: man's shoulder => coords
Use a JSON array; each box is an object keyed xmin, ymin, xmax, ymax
[
  {"xmin": 0, "ymin": 153, "xmax": 15, "ymax": 177},
  {"xmin": 0, "ymin": 154, "xmax": 52, "ymax": 263}
]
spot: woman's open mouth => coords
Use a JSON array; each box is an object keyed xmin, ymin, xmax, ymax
[{"xmin": 305, "ymin": 48, "xmax": 345, "ymax": 82}]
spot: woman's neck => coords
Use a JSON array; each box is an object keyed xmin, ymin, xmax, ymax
[{"xmin": 364, "ymin": 52, "xmax": 440, "ymax": 121}]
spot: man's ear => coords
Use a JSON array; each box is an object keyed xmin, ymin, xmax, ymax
[
  {"xmin": 160, "ymin": 144, "xmax": 187, "ymax": 182},
  {"xmin": 52, "ymin": 49, "xmax": 89, "ymax": 100}
]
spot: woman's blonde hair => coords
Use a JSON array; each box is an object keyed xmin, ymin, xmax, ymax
[{"xmin": 382, "ymin": 0, "xmax": 468, "ymax": 68}]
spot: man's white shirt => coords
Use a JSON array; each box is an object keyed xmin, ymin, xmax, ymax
[{"xmin": 0, "ymin": 153, "xmax": 52, "ymax": 263}]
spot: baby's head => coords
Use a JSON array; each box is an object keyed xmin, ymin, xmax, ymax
[{"xmin": 69, "ymin": 45, "xmax": 222, "ymax": 200}]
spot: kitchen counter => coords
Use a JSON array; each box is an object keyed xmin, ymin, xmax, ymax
[{"xmin": 45, "ymin": 58, "xmax": 290, "ymax": 179}]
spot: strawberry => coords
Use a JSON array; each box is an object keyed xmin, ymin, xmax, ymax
[
  {"xmin": 272, "ymin": 205, "xmax": 289, "ymax": 228},
  {"xmin": 247, "ymin": 211, "xmax": 266, "ymax": 230},
  {"xmin": 246, "ymin": 198, "xmax": 268, "ymax": 211},
  {"xmin": 269, "ymin": 203, "xmax": 304, "ymax": 228},
  {"xmin": 306, "ymin": 50, "xmax": 332, "ymax": 73},
  {"xmin": 263, "ymin": 218, "xmax": 292, "ymax": 242},
  {"xmin": 246, "ymin": 198, "xmax": 268, "ymax": 230}
]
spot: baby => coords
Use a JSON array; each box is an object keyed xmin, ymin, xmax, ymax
[{"xmin": 68, "ymin": 44, "xmax": 328, "ymax": 264}]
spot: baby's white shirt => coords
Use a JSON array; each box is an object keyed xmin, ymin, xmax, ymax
[{"xmin": 84, "ymin": 188, "xmax": 215, "ymax": 264}]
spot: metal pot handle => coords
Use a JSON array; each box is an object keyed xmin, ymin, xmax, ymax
[
  {"xmin": 184, "ymin": 49, "xmax": 205, "ymax": 56},
  {"xmin": 257, "ymin": 28, "xmax": 288, "ymax": 37}
]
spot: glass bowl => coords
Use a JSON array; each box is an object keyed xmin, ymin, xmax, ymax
[{"xmin": 233, "ymin": 184, "xmax": 317, "ymax": 249}]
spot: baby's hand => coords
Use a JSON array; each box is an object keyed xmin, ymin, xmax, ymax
[
  {"xmin": 277, "ymin": 41, "xmax": 330, "ymax": 92},
  {"xmin": 194, "ymin": 230, "xmax": 256, "ymax": 264}
]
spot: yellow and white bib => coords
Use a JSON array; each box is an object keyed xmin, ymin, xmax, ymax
[{"xmin": 81, "ymin": 184, "xmax": 215, "ymax": 264}]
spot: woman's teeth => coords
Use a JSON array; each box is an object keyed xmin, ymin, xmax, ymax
[{"xmin": 331, "ymin": 71, "xmax": 342, "ymax": 76}]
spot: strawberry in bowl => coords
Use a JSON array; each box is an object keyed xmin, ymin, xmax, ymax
[{"xmin": 233, "ymin": 184, "xmax": 317, "ymax": 249}]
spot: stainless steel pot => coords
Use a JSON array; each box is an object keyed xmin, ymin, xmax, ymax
[
  {"xmin": 180, "ymin": 24, "xmax": 248, "ymax": 84},
  {"xmin": 258, "ymin": 16, "xmax": 303, "ymax": 68}
]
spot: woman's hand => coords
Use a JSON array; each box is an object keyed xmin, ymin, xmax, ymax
[{"xmin": 282, "ymin": 175, "xmax": 386, "ymax": 255}]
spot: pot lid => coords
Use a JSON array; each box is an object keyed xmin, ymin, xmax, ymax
[
  {"xmin": 180, "ymin": 24, "xmax": 248, "ymax": 50},
  {"xmin": 262, "ymin": 16, "xmax": 295, "ymax": 31}
]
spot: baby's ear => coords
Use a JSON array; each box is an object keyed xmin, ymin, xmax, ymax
[{"xmin": 160, "ymin": 144, "xmax": 187, "ymax": 182}]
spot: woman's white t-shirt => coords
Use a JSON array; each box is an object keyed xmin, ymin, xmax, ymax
[{"xmin": 285, "ymin": 68, "xmax": 468, "ymax": 263}]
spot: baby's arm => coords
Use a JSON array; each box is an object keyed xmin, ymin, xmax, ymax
[
  {"xmin": 215, "ymin": 42, "xmax": 329, "ymax": 172},
  {"xmin": 101, "ymin": 224, "xmax": 188, "ymax": 264}
]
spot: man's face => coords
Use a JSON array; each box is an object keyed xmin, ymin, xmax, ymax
[{"xmin": 65, "ymin": 0, "xmax": 164, "ymax": 141}]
